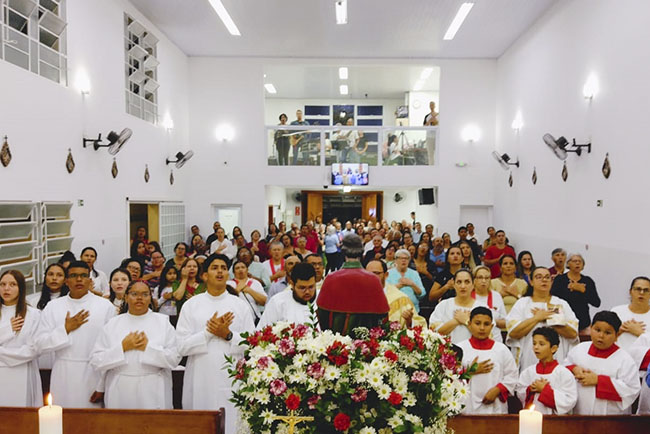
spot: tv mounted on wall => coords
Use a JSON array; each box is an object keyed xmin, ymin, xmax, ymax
[{"xmin": 331, "ymin": 163, "xmax": 369, "ymax": 186}]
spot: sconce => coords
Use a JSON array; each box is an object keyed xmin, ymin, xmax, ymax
[
  {"xmin": 583, "ymin": 74, "xmax": 599, "ymax": 100},
  {"xmin": 161, "ymin": 113, "xmax": 174, "ymax": 131},
  {"xmin": 511, "ymin": 112, "xmax": 523, "ymax": 131},
  {"xmin": 215, "ymin": 124, "xmax": 235, "ymax": 142},
  {"xmin": 83, "ymin": 129, "xmax": 132, "ymax": 155},
  {"xmin": 75, "ymin": 70, "xmax": 91, "ymax": 95},
  {"xmin": 543, "ymin": 134, "xmax": 591, "ymax": 160},
  {"xmin": 461, "ymin": 125, "xmax": 480, "ymax": 142},
  {"xmin": 492, "ymin": 151, "xmax": 520, "ymax": 170}
]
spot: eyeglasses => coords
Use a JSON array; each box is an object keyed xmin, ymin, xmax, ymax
[
  {"xmin": 69, "ymin": 273, "xmax": 90, "ymax": 279},
  {"xmin": 533, "ymin": 274, "xmax": 551, "ymax": 281},
  {"xmin": 631, "ymin": 287, "xmax": 650, "ymax": 294}
]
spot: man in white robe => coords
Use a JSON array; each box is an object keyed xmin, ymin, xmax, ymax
[
  {"xmin": 457, "ymin": 307, "xmax": 518, "ymax": 414},
  {"xmin": 90, "ymin": 282, "xmax": 180, "ymax": 409},
  {"xmin": 564, "ymin": 311, "xmax": 640, "ymax": 414},
  {"xmin": 257, "ymin": 262, "xmax": 317, "ymax": 330},
  {"xmin": 37, "ymin": 261, "xmax": 115, "ymax": 408},
  {"xmin": 176, "ymin": 254, "xmax": 255, "ymax": 434}
]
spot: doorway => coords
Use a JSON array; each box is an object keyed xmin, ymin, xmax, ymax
[
  {"xmin": 322, "ymin": 194, "xmax": 362, "ymax": 223},
  {"xmin": 212, "ymin": 205, "xmax": 242, "ymax": 238},
  {"xmin": 128, "ymin": 203, "xmax": 159, "ymax": 246}
]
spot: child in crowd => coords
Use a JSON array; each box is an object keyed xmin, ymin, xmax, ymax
[
  {"xmin": 564, "ymin": 311, "xmax": 640, "ymax": 414},
  {"xmin": 457, "ymin": 307, "xmax": 518, "ymax": 414},
  {"xmin": 516, "ymin": 327, "xmax": 577, "ymax": 414},
  {"xmin": 157, "ymin": 264, "xmax": 178, "ymax": 325}
]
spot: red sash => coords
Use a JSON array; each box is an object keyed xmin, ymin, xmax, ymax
[{"xmin": 471, "ymin": 290, "xmax": 493, "ymax": 308}]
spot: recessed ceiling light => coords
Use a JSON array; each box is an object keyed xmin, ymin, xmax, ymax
[
  {"xmin": 339, "ymin": 84, "xmax": 349, "ymax": 95},
  {"xmin": 335, "ymin": 0, "xmax": 348, "ymax": 25},
  {"xmin": 343, "ymin": 186, "xmax": 352, "ymax": 193},
  {"xmin": 264, "ymin": 83, "xmax": 277, "ymax": 94},
  {"xmin": 443, "ymin": 2, "xmax": 474, "ymax": 40},
  {"xmin": 208, "ymin": 0, "xmax": 241, "ymax": 36},
  {"xmin": 339, "ymin": 67, "xmax": 348, "ymax": 80},
  {"xmin": 419, "ymin": 67, "xmax": 434, "ymax": 80}
]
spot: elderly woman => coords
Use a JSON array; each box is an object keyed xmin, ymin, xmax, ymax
[
  {"xmin": 245, "ymin": 230, "xmax": 268, "ymax": 262},
  {"xmin": 386, "ymin": 249, "xmax": 425, "ymax": 313},
  {"xmin": 551, "ymin": 253, "xmax": 600, "ymax": 335}
]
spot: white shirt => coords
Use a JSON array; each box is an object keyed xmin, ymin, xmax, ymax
[
  {"xmin": 516, "ymin": 361, "xmax": 577, "ymax": 414},
  {"xmin": 90, "ymin": 311, "xmax": 180, "ymax": 409},
  {"xmin": 262, "ymin": 258, "xmax": 285, "ymax": 283},
  {"xmin": 429, "ymin": 298, "xmax": 502, "ymax": 344},
  {"xmin": 472, "ymin": 290, "xmax": 507, "ymax": 326},
  {"xmin": 611, "ymin": 304, "xmax": 650, "ymax": 351},
  {"xmin": 90, "ymin": 269, "xmax": 109, "ymax": 296},
  {"xmin": 363, "ymin": 239, "xmax": 388, "ymax": 254},
  {"xmin": 210, "ymin": 239, "xmax": 236, "ymax": 259},
  {"xmin": 257, "ymin": 290, "xmax": 316, "ymax": 330}
]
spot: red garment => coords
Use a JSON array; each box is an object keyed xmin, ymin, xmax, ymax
[
  {"xmin": 245, "ymin": 241, "xmax": 268, "ymax": 262},
  {"xmin": 484, "ymin": 245, "xmax": 516, "ymax": 278},
  {"xmin": 469, "ymin": 337, "xmax": 495, "ymax": 350},
  {"xmin": 470, "ymin": 290, "xmax": 493, "ymax": 308},
  {"xmin": 294, "ymin": 233, "xmax": 319, "ymax": 253}
]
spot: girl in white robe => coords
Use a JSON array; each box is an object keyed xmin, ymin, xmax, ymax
[
  {"xmin": 0, "ymin": 270, "xmax": 43, "ymax": 406},
  {"xmin": 90, "ymin": 282, "xmax": 180, "ymax": 409},
  {"xmin": 611, "ymin": 276, "xmax": 650, "ymax": 352},
  {"xmin": 516, "ymin": 327, "xmax": 577, "ymax": 414},
  {"xmin": 564, "ymin": 311, "xmax": 640, "ymax": 415},
  {"xmin": 456, "ymin": 306, "xmax": 518, "ymax": 414},
  {"xmin": 506, "ymin": 267, "xmax": 578, "ymax": 372}
]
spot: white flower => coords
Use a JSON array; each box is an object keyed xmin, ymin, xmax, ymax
[
  {"xmin": 369, "ymin": 373, "xmax": 383, "ymax": 388},
  {"xmin": 377, "ymin": 384, "xmax": 391, "ymax": 400},
  {"xmin": 449, "ymin": 399, "xmax": 462, "ymax": 413},
  {"xmin": 253, "ymin": 388, "xmax": 270, "ymax": 404},
  {"xmin": 359, "ymin": 428, "xmax": 377, "ymax": 434},
  {"xmin": 387, "ymin": 414, "xmax": 403, "ymax": 429},
  {"xmin": 403, "ymin": 392, "xmax": 416, "ymax": 407},
  {"xmin": 405, "ymin": 413, "xmax": 421, "ymax": 425},
  {"xmin": 292, "ymin": 353, "xmax": 307, "ymax": 367},
  {"xmin": 260, "ymin": 410, "xmax": 275, "ymax": 425},
  {"xmin": 325, "ymin": 365, "xmax": 341, "ymax": 381}
]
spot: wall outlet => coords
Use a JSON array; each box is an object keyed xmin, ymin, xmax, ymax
[
  {"xmin": 78, "ymin": 199, "xmax": 84, "ymax": 206},
  {"xmin": 596, "ymin": 200, "xmax": 603, "ymax": 207}
]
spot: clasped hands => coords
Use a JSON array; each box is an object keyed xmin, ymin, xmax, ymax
[
  {"xmin": 571, "ymin": 366, "xmax": 599, "ymax": 386},
  {"xmin": 122, "ymin": 331, "xmax": 149, "ymax": 352},
  {"xmin": 206, "ymin": 311, "xmax": 234, "ymax": 340}
]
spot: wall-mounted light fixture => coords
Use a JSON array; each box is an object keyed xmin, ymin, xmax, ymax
[
  {"xmin": 161, "ymin": 113, "xmax": 174, "ymax": 131},
  {"xmin": 543, "ymin": 133, "xmax": 591, "ymax": 160},
  {"xmin": 215, "ymin": 124, "xmax": 235, "ymax": 142},
  {"xmin": 582, "ymin": 73, "xmax": 599, "ymax": 100},
  {"xmin": 461, "ymin": 124, "xmax": 480, "ymax": 143},
  {"xmin": 335, "ymin": 0, "xmax": 348, "ymax": 25},
  {"xmin": 511, "ymin": 111, "xmax": 523, "ymax": 131},
  {"xmin": 492, "ymin": 151, "xmax": 520, "ymax": 170},
  {"xmin": 75, "ymin": 69, "xmax": 91, "ymax": 95}
]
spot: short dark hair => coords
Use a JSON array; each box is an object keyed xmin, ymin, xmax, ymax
[
  {"xmin": 458, "ymin": 226, "xmax": 467, "ymax": 233},
  {"xmin": 470, "ymin": 306, "xmax": 492, "ymax": 320},
  {"xmin": 630, "ymin": 276, "xmax": 650, "ymax": 290},
  {"xmin": 495, "ymin": 230, "xmax": 505, "ymax": 236},
  {"xmin": 203, "ymin": 253, "xmax": 231, "ymax": 273},
  {"xmin": 304, "ymin": 253, "xmax": 322, "ymax": 264},
  {"xmin": 67, "ymin": 260, "xmax": 90, "ymax": 271},
  {"xmin": 551, "ymin": 248, "xmax": 565, "ymax": 256},
  {"xmin": 279, "ymin": 113, "xmax": 287, "ymax": 121},
  {"xmin": 499, "ymin": 254, "xmax": 517, "ymax": 266},
  {"xmin": 533, "ymin": 326, "xmax": 560, "ymax": 348},
  {"xmin": 367, "ymin": 259, "xmax": 388, "ymax": 273},
  {"xmin": 291, "ymin": 262, "xmax": 315, "ymax": 283},
  {"xmin": 592, "ymin": 310, "xmax": 622, "ymax": 333}
]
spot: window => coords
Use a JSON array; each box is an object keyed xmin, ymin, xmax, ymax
[
  {"xmin": 0, "ymin": 0, "xmax": 68, "ymax": 84},
  {"xmin": 124, "ymin": 13, "xmax": 159, "ymax": 124}
]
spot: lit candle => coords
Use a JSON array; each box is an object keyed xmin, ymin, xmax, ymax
[
  {"xmin": 519, "ymin": 404, "xmax": 542, "ymax": 434},
  {"xmin": 39, "ymin": 394, "xmax": 62, "ymax": 434}
]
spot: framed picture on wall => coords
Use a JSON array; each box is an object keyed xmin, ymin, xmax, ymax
[{"xmin": 333, "ymin": 105, "xmax": 355, "ymax": 125}]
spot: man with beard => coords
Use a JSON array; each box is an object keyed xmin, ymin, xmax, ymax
[{"xmin": 257, "ymin": 262, "xmax": 316, "ymax": 329}]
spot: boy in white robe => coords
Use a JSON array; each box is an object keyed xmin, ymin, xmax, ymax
[
  {"xmin": 516, "ymin": 327, "xmax": 577, "ymax": 414},
  {"xmin": 257, "ymin": 262, "xmax": 317, "ymax": 330},
  {"xmin": 457, "ymin": 307, "xmax": 518, "ymax": 414},
  {"xmin": 90, "ymin": 281, "xmax": 180, "ymax": 409},
  {"xmin": 627, "ymin": 332, "xmax": 650, "ymax": 414},
  {"xmin": 176, "ymin": 254, "xmax": 255, "ymax": 434},
  {"xmin": 37, "ymin": 261, "xmax": 115, "ymax": 408},
  {"xmin": 564, "ymin": 311, "xmax": 640, "ymax": 414}
]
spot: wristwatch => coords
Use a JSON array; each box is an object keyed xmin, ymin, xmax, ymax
[{"xmin": 225, "ymin": 331, "xmax": 233, "ymax": 341}]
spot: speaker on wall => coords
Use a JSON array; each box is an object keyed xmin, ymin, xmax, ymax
[{"xmin": 418, "ymin": 188, "xmax": 435, "ymax": 205}]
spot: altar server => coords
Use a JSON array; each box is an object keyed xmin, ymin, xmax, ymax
[
  {"xmin": 37, "ymin": 261, "xmax": 115, "ymax": 407},
  {"xmin": 90, "ymin": 281, "xmax": 180, "ymax": 409},
  {"xmin": 176, "ymin": 254, "xmax": 255, "ymax": 434},
  {"xmin": 629, "ymin": 333, "xmax": 650, "ymax": 414},
  {"xmin": 456, "ymin": 307, "xmax": 518, "ymax": 414},
  {"xmin": 516, "ymin": 327, "xmax": 577, "ymax": 414},
  {"xmin": 257, "ymin": 262, "xmax": 317, "ymax": 329},
  {"xmin": 507, "ymin": 266, "xmax": 578, "ymax": 372},
  {"xmin": 564, "ymin": 311, "xmax": 640, "ymax": 414},
  {"xmin": 0, "ymin": 270, "xmax": 42, "ymax": 406}
]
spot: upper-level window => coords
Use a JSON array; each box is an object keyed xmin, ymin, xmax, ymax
[
  {"xmin": 124, "ymin": 13, "xmax": 158, "ymax": 124},
  {"xmin": 0, "ymin": 0, "xmax": 68, "ymax": 84}
]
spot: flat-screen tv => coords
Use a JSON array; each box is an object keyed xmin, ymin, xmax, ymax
[{"xmin": 331, "ymin": 163, "xmax": 369, "ymax": 186}]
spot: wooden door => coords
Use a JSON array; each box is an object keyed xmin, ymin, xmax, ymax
[
  {"xmin": 361, "ymin": 194, "xmax": 378, "ymax": 222},
  {"xmin": 306, "ymin": 192, "xmax": 323, "ymax": 223}
]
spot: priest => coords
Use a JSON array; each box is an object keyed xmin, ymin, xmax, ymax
[
  {"xmin": 176, "ymin": 253, "xmax": 255, "ymax": 434},
  {"xmin": 90, "ymin": 281, "xmax": 180, "ymax": 409},
  {"xmin": 37, "ymin": 261, "xmax": 116, "ymax": 407}
]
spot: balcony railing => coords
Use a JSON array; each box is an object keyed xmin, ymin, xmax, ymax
[{"xmin": 265, "ymin": 125, "xmax": 439, "ymax": 167}]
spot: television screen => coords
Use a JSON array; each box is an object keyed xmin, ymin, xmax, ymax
[{"xmin": 331, "ymin": 163, "xmax": 369, "ymax": 186}]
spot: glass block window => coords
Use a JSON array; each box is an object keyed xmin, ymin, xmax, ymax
[
  {"xmin": 124, "ymin": 13, "xmax": 158, "ymax": 124},
  {"xmin": 0, "ymin": 0, "xmax": 68, "ymax": 84}
]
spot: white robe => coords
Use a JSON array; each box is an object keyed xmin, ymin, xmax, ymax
[
  {"xmin": 564, "ymin": 342, "xmax": 640, "ymax": 415},
  {"xmin": 506, "ymin": 296, "xmax": 578, "ymax": 372},
  {"xmin": 472, "ymin": 290, "xmax": 507, "ymax": 327},
  {"xmin": 610, "ymin": 304, "xmax": 650, "ymax": 351},
  {"xmin": 456, "ymin": 338, "xmax": 518, "ymax": 414},
  {"xmin": 37, "ymin": 293, "xmax": 116, "ymax": 408},
  {"xmin": 515, "ymin": 361, "xmax": 577, "ymax": 414},
  {"xmin": 27, "ymin": 291, "xmax": 62, "ymax": 370},
  {"xmin": 0, "ymin": 305, "xmax": 42, "ymax": 406},
  {"xmin": 90, "ymin": 311, "xmax": 180, "ymax": 409},
  {"xmin": 257, "ymin": 290, "xmax": 315, "ymax": 330},
  {"xmin": 176, "ymin": 291, "xmax": 255, "ymax": 434},
  {"xmin": 429, "ymin": 298, "xmax": 502, "ymax": 344},
  {"xmin": 227, "ymin": 278, "xmax": 266, "ymax": 320},
  {"xmin": 628, "ymin": 333, "xmax": 650, "ymax": 414}
]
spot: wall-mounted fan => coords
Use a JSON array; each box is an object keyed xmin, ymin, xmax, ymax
[
  {"xmin": 393, "ymin": 192, "xmax": 405, "ymax": 203},
  {"xmin": 543, "ymin": 134, "xmax": 591, "ymax": 160},
  {"xmin": 83, "ymin": 128, "xmax": 132, "ymax": 155},
  {"xmin": 292, "ymin": 192, "xmax": 302, "ymax": 202},
  {"xmin": 491, "ymin": 151, "xmax": 520, "ymax": 170},
  {"xmin": 166, "ymin": 150, "xmax": 194, "ymax": 168}
]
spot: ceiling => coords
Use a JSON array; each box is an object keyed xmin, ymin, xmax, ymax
[
  {"xmin": 129, "ymin": 0, "xmax": 557, "ymax": 58},
  {"xmin": 263, "ymin": 65, "xmax": 440, "ymax": 99}
]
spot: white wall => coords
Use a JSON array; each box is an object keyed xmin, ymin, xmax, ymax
[
  {"xmin": 0, "ymin": 0, "xmax": 190, "ymax": 273},
  {"xmin": 382, "ymin": 187, "xmax": 439, "ymax": 230},
  {"xmin": 494, "ymin": 0, "xmax": 650, "ymax": 311},
  {"xmin": 189, "ymin": 57, "xmax": 498, "ymax": 239}
]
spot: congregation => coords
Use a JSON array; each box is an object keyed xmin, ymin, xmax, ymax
[{"xmin": 1, "ymin": 215, "xmax": 649, "ymax": 431}]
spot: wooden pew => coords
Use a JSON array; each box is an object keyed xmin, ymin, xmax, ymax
[{"xmin": 0, "ymin": 407, "xmax": 224, "ymax": 434}]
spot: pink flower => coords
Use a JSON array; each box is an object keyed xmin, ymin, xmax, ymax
[
  {"xmin": 278, "ymin": 338, "xmax": 296, "ymax": 356},
  {"xmin": 351, "ymin": 387, "xmax": 368, "ymax": 402},
  {"xmin": 441, "ymin": 353, "xmax": 457, "ymax": 370},
  {"xmin": 369, "ymin": 327, "xmax": 386, "ymax": 339},
  {"xmin": 292, "ymin": 323, "xmax": 310, "ymax": 338},
  {"xmin": 389, "ymin": 321, "xmax": 402, "ymax": 331},
  {"xmin": 257, "ymin": 356, "xmax": 271, "ymax": 369},
  {"xmin": 307, "ymin": 362, "xmax": 325, "ymax": 379},
  {"xmin": 410, "ymin": 370, "xmax": 429, "ymax": 383},
  {"xmin": 269, "ymin": 379, "xmax": 287, "ymax": 396},
  {"xmin": 307, "ymin": 395, "xmax": 321, "ymax": 409}
]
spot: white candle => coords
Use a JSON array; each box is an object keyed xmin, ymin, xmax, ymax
[
  {"xmin": 39, "ymin": 394, "xmax": 62, "ymax": 434},
  {"xmin": 519, "ymin": 405, "xmax": 542, "ymax": 434}
]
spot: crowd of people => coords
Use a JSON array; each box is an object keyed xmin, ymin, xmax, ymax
[{"xmin": 0, "ymin": 214, "xmax": 649, "ymax": 430}]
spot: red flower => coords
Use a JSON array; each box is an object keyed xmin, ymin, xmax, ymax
[
  {"xmin": 399, "ymin": 335, "xmax": 415, "ymax": 351},
  {"xmin": 333, "ymin": 413, "xmax": 351, "ymax": 431},
  {"xmin": 326, "ymin": 341, "xmax": 350, "ymax": 366},
  {"xmin": 285, "ymin": 393, "xmax": 300, "ymax": 410},
  {"xmin": 246, "ymin": 334, "xmax": 259, "ymax": 346},
  {"xmin": 307, "ymin": 395, "xmax": 321, "ymax": 409},
  {"xmin": 384, "ymin": 350, "xmax": 398, "ymax": 362},
  {"xmin": 351, "ymin": 387, "xmax": 368, "ymax": 402},
  {"xmin": 388, "ymin": 391, "xmax": 403, "ymax": 406}
]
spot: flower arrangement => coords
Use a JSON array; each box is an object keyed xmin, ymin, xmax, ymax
[{"xmin": 227, "ymin": 317, "xmax": 470, "ymax": 434}]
